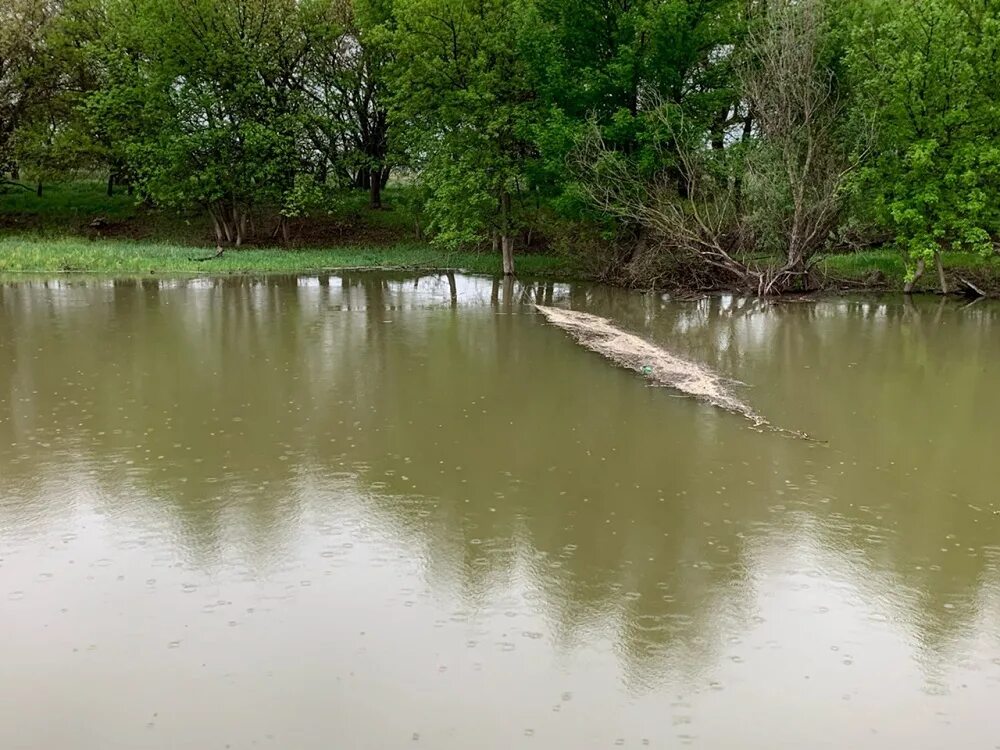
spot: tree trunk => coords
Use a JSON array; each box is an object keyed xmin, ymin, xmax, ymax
[
  {"xmin": 209, "ymin": 208, "xmax": 224, "ymax": 247},
  {"xmin": 934, "ymin": 250, "xmax": 948, "ymax": 294},
  {"xmin": 501, "ymin": 235, "xmax": 515, "ymax": 276},
  {"xmin": 903, "ymin": 257, "xmax": 926, "ymax": 294},
  {"xmin": 107, "ymin": 173, "xmax": 115, "ymax": 197},
  {"xmin": 711, "ymin": 106, "xmax": 730, "ymax": 150},
  {"xmin": 742, "ymin": 106, "xmax": 754, "ymax": 143},
  {"xmin": 236, "ymin": 207, "xmax": 247, "ymax": 247},
  {"xmin": 501, "ymin": 275, "xmax": 514, "ymax": 310},
  {"xmin": 36, "ymin": 182, "xmax": 42, "ymax": 197},
  {"xmin": 500, "ymin": 190, "xmax": 514, "ymax": 275},
  {"xmin": 369, "ymin": 169, "xmax": 382, "ymax": 209},
  {"xmin": 624, "ymin": 225, "xmax": 648, "ymax": 266}
]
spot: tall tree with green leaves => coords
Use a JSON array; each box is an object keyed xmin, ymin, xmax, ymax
[
  {"xmin": 9, "ymin": 0, "xmax": 114, "ymax": 193},
  {"xmin": 89, "ymin": 0, "xmax": 311, "ymax": 248},
  {"xmin": 527, "ymin": 0, "xmax": 741, "ymax": 188},
  {"xmin": 298, "ymin": 0, "xmax": 394, "ymax": 208},
  {"xmin": 846, "ymin": 0, "xmax": 1000, "ymax": 292},
  {"xmin": 387, "ymin": 0, "xmax": 541, "ymax": 274},
  {"xmin": 1, "ymin": 0, "xmax": 58, "ymax": 184}
]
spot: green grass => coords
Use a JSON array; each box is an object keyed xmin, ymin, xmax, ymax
[
  {"xmin": 820, "ymin": 249, "xmax": 1000, "ymax": 292},
  {"xmin": 0, "ymin": 179, "xmax": 424, "ymax": 244},
  {"xmin": 3, "ymin": 180, "xmax": 998, "ymax": 291},
  {"xmin": 1, "ymin": 180, "xmax": 140, "ymax": 221},
  {"xmin": 0, "ymin": 236, "xmax": 574, "ymax": 277},
  {"xmin": 0, "ymin": 180, "xmax": 574, "ymax": 277}
]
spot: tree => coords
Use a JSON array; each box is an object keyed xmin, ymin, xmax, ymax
[
  {"xmin": 387, "ymin": 0, "xmax": 542, "ymax": 274},
  {"xmin": 573, "ymin": 0, "xmax": 862, "ymax": 295},
  {"xmin": 298, "ymin": 0, "xmax": 394, "ymax": 208},
  {"xmin": 738, "ymin": 0, "xmax": 865, "ymax": 293},
  {"xmin": 90, "ymin": 0, "xmax": 310, "ymax": 247},
  {"xmin": 523, "ymin": 0, "xmax": 741, "ymax": 225},
  {"xmin": 0, "ymin": 0, "xmax": 56, "ymax": 183},
  {"xmin": 846, "ymin": 0, "xmax": 1000, "ymax": 293},
  {"xmin": 9, "ymin": 0, "xmax": 111, "ymax": 192}
]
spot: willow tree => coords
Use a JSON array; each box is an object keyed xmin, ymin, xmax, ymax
[{"xmin": 387, "ymin": 0, "xmax": 541, "ymax": 274}]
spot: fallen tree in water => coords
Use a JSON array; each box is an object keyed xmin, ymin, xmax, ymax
[{"xmin": 535, "ymin": 305, "xmax": 820, "ymax": 441}]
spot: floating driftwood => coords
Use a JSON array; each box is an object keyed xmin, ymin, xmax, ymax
[{"xmin": 535, "ymin": 304, "xmax": 819, "ymax": 441}]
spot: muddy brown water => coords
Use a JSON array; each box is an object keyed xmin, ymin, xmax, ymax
[{"xmin": 1, "ymin": 273, "xmax": 999, "ymax": 749}]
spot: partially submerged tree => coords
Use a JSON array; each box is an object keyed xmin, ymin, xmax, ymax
[
  {"xmin": 739, "ymin": 0, "xmax": 866, "ymax": 293},
  {"xmin": 574, "ymin": 0, "xmax": 863, "ymax": 295}
]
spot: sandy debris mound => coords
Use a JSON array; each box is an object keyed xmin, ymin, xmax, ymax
[{"xmin": 535, "ymin": 304, "xmax": 765, "ymax": 426}]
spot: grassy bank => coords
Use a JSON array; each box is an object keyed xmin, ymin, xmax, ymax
[
  {"xmin": 818, "ymin": 250, "xmax": 1000, "ymax": 294},
  {"xmin": 3, "ymin": 181, "xmax": 999, "ymax": 292},
  {"xmin": 0, "ymin": 181, "xmax": 424, "ymax": 246},
  {"xmin": 0, "ymin": 181, "xmax": 573, "ymax": 277},
  {"xmin": 3, "ymin": 231, "xmax": 999, "ymax": 294},
  {"xmin": 0, "ymin": 236, "xmax": 574, "ymax": 276}
]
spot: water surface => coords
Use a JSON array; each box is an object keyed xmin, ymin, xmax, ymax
[{"xmin": 2, "ymin": 274, "xmax": 999, "ymax": 749}]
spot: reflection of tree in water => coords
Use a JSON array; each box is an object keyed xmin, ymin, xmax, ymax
[
  {"xmin": 580, "ymin": 290, "xmax": 1000, "ymax": 650},
  {"xmin": 1, "ymin": 276, "xmax": 999, "ymax": 687}
]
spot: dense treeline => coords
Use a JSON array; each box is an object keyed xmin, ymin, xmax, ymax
[{"xmin": 1, "ymin": 0, "xmax": 998, "ymax": 292}]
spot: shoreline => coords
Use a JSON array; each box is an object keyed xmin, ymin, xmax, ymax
[
  {"xmin": 1, "ymin": 234, "xmax": 998, "ymax": 298},
  {"xmin": 3, "ymin": 183, "xmax": 999, "ymax": 296}
]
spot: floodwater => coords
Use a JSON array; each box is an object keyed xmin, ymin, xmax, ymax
[{"xmin": 1, "ymin": 273, "xmax": 999, "ymax": 749}]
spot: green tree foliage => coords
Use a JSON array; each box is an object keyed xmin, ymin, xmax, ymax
[
  {"xmin": 846, "ymin": 0, "xmax": 1000, "ymax": 291},
  {"xmin": 87, "ymin": 0, "xmax": 311, "ymax": 245},
  {"xmin": 385, "ymin": 0, "xmax": 541, "ymax": 273},
  {"xmin": 4, "ymin": 0, "xmax": 1000, "ymax": 292},
  {"xmin": 1, "ymin": 0, "xmax": 57, "ymax": 181},
  {"xmin": 298, "ymin": 0, "xmax": 393, "ymax": 207},
  {"xmin": 9, "ymin": 0, "xmax": 110, "ymax": 191},
  {"xmin": 523, "ymin": 0, "xmax": 741, "ymax": 205}
]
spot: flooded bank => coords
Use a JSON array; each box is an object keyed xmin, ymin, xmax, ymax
[{"xmin": 2, "ymin": 274, "xmax": 999, "ymax": 749}]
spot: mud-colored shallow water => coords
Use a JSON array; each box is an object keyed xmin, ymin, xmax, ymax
[{"xmin": 2, "ymin": 274, "xmax": 999, "ymax": 749}]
